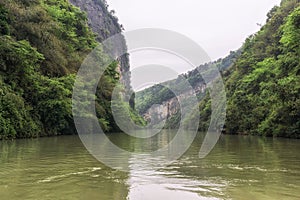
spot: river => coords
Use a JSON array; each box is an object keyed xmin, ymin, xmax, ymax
[{"xmin": 0, "ymin": 132, "xmax": 299, "ymax": 200}]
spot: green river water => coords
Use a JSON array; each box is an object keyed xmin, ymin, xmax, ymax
[{"xmin": 0, "ymin": 132, "xmax": 299, "ymax": 200}]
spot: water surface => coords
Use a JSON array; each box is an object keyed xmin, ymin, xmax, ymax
[{"xmin": 0, "ymin": 132, "xmax": 299, "ymax": 200}]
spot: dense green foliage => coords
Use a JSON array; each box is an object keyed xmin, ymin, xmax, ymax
[
  {"xmin": 0, "ymin": 35, "xmax": 75, "ymax": 138},
  {"xmin": 224, "ymin": 0, "xmax": 300, "ymax": 138},
  {"xmin": 0, "ymin": 0, "xmax": 142, "ymax": 139},
  {"xmin": 194, "ymin": 0, "xmax": 300, "ymax": 138}
]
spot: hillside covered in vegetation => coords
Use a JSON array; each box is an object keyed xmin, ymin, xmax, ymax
[
  {"xmin": 135, "ymin": 50, "xmax": 240, "ymax": 114},
  {"xmin": 224, "ymin": 0, "xmax": 299, "ymax": 138},
  {"xmin": 136, "ymin": 0, "xmax": 300, "ymax": 138},
  {"xmin": 135, "ymin": 50, "xmax": 240, "ymax": 129},
  {"xmin": 0, "ymin": 0, "xmax": 143, "ymax": 139}
]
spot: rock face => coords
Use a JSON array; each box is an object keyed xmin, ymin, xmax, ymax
[
  {"xmin": 69, "ymin": 0, "xmax": 121, "ymax": 41},
  {"xmin": 69, "ymin": 0, "xmax": 132, "ymax": 101},
  {"xmin": 143, "ymin": 82, "xmax": 207, "ymax": 127},
  {"xmin": 143, "ymin": 97, "xmax": 180, "ymax": 124}
]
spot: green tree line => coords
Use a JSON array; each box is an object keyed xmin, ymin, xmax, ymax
[
  {"xmin": 195, "ymin": 0, "xmax": 299, "ymax": 138},
  {"xmin": 0, "ymin": 0, "xmax": 144, "ymax": 139}
]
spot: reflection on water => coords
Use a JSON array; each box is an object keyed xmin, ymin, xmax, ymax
[
  {"xmin": 0, "ymin": 132, "xmax": 299, "ymax": 200},
  {"xmin": 128, "ymin": 154, "xmax": 226, "ymax": 200}
]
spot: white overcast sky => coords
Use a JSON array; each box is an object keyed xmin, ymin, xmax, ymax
[
  {"xmin": 106, "ymin": 0, "xmax": 281, "ymax": 60},
  {"xmin": 105, "ymin": 0, "xmax": 282, "ymax": 90}
]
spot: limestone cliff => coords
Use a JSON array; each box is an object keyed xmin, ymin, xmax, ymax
[
  {"xmin": 141, "ymin": 81, "xmax": 207, "ymax": 129},
  {"xmin": 69, "ymin": 0, "xmax": 132, "ymax": 101}
]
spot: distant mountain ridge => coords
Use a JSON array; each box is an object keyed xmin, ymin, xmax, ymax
[{"xmin": 135, "ymin": 50, "xmax": 240, "ymax": 129}]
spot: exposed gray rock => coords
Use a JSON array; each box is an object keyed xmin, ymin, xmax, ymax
[{"xmin": 69, "ymin": 0, "xmax": 132, "ymax": 102}]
